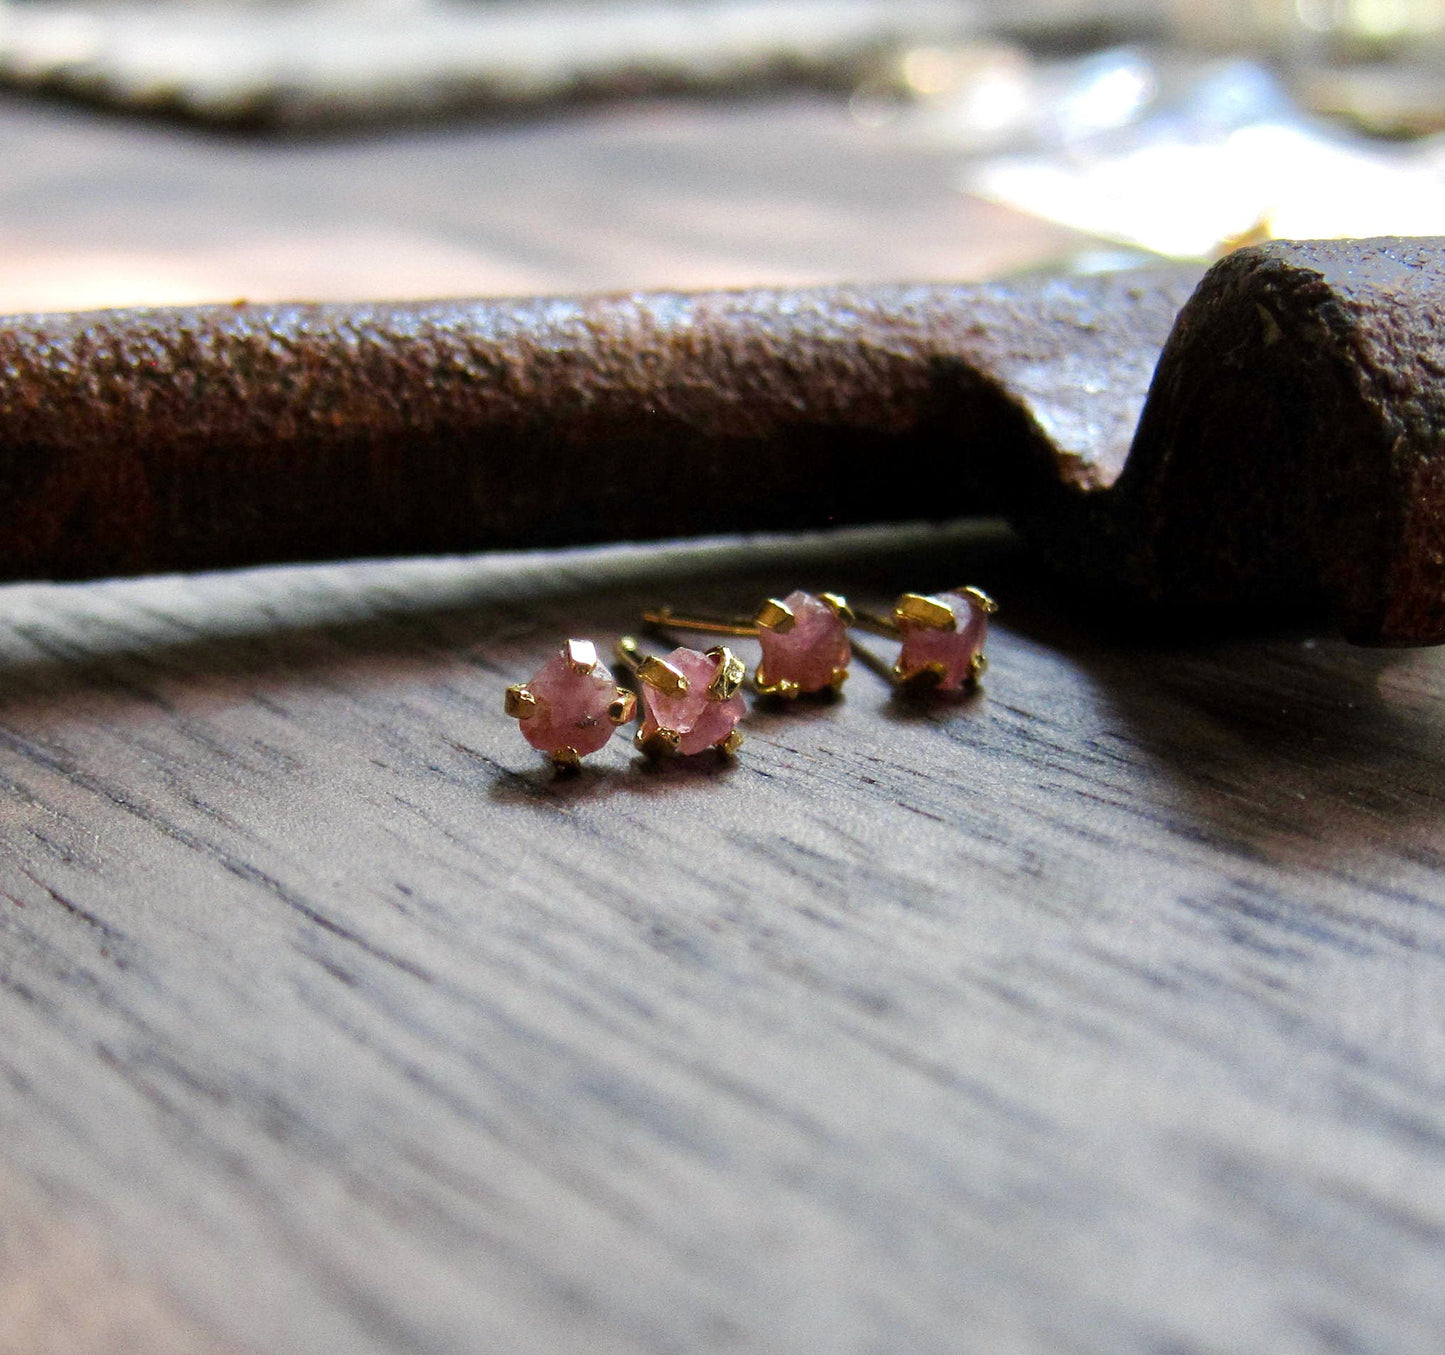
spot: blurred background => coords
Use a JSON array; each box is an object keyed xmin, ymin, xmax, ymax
[{"xmin": 1, "ymin": 0, "xmax": 1443, "ymax": 312}]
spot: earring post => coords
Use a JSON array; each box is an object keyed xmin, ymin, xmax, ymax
[
  {"xmin": 848, "ymin": 638, "xmax": 896, "ymax": 684},
  {"xmin": 850, "ymin": 609, "xmax": 901, "ymax": 639},
  {"xmin": 641, "ymin": 606, "xmax": 759, "ymax": 637},
  {"xmin": 614, "ymin": 635, "xmax": 644, "ymax": 674}
]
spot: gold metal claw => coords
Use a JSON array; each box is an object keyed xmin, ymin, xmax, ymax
[
  {"xmin": 893, "ymin": 592, "xmax": 955, "ymax": 630},
  {"xmin": 705, "ymin": 646, "xmax": 746, "ymax": 700},
  {"xmin": 819, "ymin": 592, "xmax": 855, "ymax": 625},
  {"xmin": 955, "ymin": 586, "xmax": 998, "ymax": 615},
  {"xmin": 550, "ymin": 746, "xmax": 582, "ymax": 772},
  {"xmin": 637, "ymin": 655, "xmax": 689, "ymax": 696},
  {"xmin": 753, "ymin": 598, "xmax": 796, "ymax": 633},
  {"xmin": 893, "ymin": 660, "xmax": 947, "ymax": 690},
  {"xmin": 504, "ymin": 684, "xmax": 537, "ymax": 718},
  {"xmin": 717, "ymin": 729, "xmax": 744, "ymax": 756},
  {"xmin": 607, "ymin": 689, "xmax": 637, "ymax": 725},
  {"xmin": 635, "ymin": 726, "xmax": 682, "ymax": 757},
  {"xmin": 618, "ymin": 636, "xmax": 690, "ymax": 696},
  {"xmin": 565, "ymin": 638, "xmax": 599, "ymax": 673},
  {"xmin": 753, "ymin": 666, "xmax": 800, "ymax": 699}
]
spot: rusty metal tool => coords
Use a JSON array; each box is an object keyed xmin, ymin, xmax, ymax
[{"xmin": 0, "ymin": 236, "xmax": 1441, "ymax": 645}]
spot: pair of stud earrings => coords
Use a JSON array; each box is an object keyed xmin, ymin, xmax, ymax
[{"xmin": 506, "ymin": 586, "xmax": 996, "ymax": 771}]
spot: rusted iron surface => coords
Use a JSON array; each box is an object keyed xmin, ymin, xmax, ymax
[
  {"xmin": 1091, "ymin": 237, "xmax": 1445, "ymax": 645},
  {"xmin": 0, "ymin": 269, "xmax": 1195, "ymax": 578},
  {"xmin": 2, "ymin": 238, "xmax": 1445, "ymax": 643}
]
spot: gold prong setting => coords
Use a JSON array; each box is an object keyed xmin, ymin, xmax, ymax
[
  {"xmin": 504, "ymin": 683, "xmax": 537, "ymax": 719},
  {"xmin": 508, "ymin": 583, "xmax": 993, "ymax": 771},
  {"xmin": 751, "ymin": 589, "xmax": 854, "ymax": 698},
  {"xmin": 753, "ymin": 598, "xmax": 797, "ymax": 634},
  {"xmin": 753, "ymin": 666, "xmax": 800, "ymax": 700},
  {"xmin": 635, "ymin": 726, "xmax": 682, "ymax": 757},
  {"xmin": 507, "ymin": 584, "xmax": 994, "ymax": 774},
  {"xmin": 509, "ymin": 639, "xmax": 634, "ymax": 769},
  {"xmin": 618, "ymin": 636, "xmax": 748, "ymax": 758},
  {"xmin": 636, "ymin": 655, "xmax": 690, "ymax": 697},
  {"xmin": 893, "ymin": 592, "xmax": 956, "ymax": 631},
  {"xmin": 646, "ymin": 591, "xmax": 855, "ymax": 699},
  {"xmin": 893, "ymin": 660, "xmax": 947, "ymax": 690},
  {"xmin": 956, "ymin": 585, "xmax": 998, "ymax": 615},
  {"xmin": 550, "ymin": 746, "xmax": 583, "ymax": 773},
  {"xmin": 887, "ymin": 586, "xmax": 996, "ymax": 693},
  {"xmin": 705, "ymin": 646, "xmax": 746, "ymax": 701},
  {"xmin": 564, "ymin": 638, "xmax": 599, "ymax": 673}
]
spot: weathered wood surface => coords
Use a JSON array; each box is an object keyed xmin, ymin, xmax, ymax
[
  {"xmin": 1, "ymin": 522, "xmax": 1444, "ymax": 1355},
  {"xmin": 1, "ymin": 86, "xmax": 1444, "ymax": 1355},
  {"xmin": 0, "ymin": 90, "xmax": 1080, "ymax": 315},
  {"xmin": 0, "ymin": 0, "xmax": 972, "ymax": 129}
]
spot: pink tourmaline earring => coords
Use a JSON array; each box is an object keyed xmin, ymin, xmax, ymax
[
  {"xmin": 506, "ymin": 639, "xmax": 637, "ymax": 770},
  {"xmin": 643, "ymin": 590, "xmax": 853, "ymax": 698},
  {"xmin": 854, "ymin": 587, "xmax": 997, "ymax": 691},
  {"xmin": 614, "ymin": 636, "xmax": 747, "ymax": 757}
]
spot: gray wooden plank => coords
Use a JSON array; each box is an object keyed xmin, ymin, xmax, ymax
[
  {"xmin": 0, "ymin": 91, "xmax": 1085, "ymax": 313},
  {"xmin": 1, "ymin": 523, "xmax": 1443, "ymax": 1353}
]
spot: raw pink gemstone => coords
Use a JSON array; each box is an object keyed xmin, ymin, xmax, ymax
[
  {"xmin": 518, "ymin": 650, "xmax": 619, "ymax": 756},
  {"xmin": 897, "ymin": 592, "xmax": 988, "ymax": 690},
  {"xmin": 757, "ymin": 590, "xmax": 850, "ymax": 693},
  {"xmin": 638, "ymin": 647, "xmax": 746, "ymax": 754}
]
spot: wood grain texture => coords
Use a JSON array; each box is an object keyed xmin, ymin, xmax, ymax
[
  {"xmin": 1, "ymin": 522, "xmax": 1444, "ymax": 1354},
  {"xmin": 0, "ymin": 81, "xmax": 1440, "ymax": 1355},
  {"xmin": 0, "ymin": 0, "xmax": 972, "ymax": 129},
  {"xmin": 0, "ymin": 92, "xmax": 1084, "ymax": 314}
]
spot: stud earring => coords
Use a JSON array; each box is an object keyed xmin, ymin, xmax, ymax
[
  {"xmin": 643, "ymin": 590, "xmax": 853, "ymax": 698},
  {"xmin": 614, "ymin": 636, "xmax": 747, "ymax": 757},
  {"xmin": 506, "ymin": 639, "xmax": 636, "ymax": 770},
  {"xmin": 853, "ymin": 587, "xmax": 997, "ymax": 691}
]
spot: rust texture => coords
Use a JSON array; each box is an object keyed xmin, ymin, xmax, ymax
[
  {"xmin": 1091, "ymin": 237, "xmax": 1445, "ymax": 645},
  {"xmin": 0, "ymin": 270, "xmax": 1194, "ymax": 578},
  {"xmin": 1, "ymin": 238, "xmax": 1444, "ymax": 644}
]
